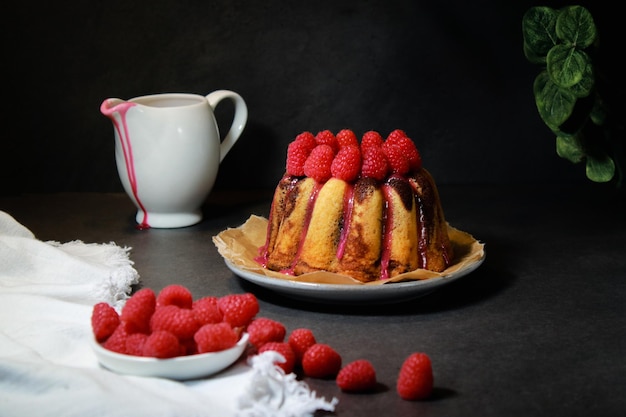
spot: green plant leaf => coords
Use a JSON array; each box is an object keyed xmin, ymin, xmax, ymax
[
  {"xmin": 556, "ymin": 134, "xmax": 585, "ymax": 163},
  {"xmin": 547, "ymin": 45, "xmax": 590, "ymax": 88},
  {"xmin": 586, "ymin": 153, "xmax": 615, "ymax": 182},
  {"xmin": 568, "ymin": 59, "xmax": 594, "ymax": 98},
  {"xmin": 556, "ymin": 6, "xmax": 596, "ymax": 49},
  {"xmin": 523, "ymin": 41, "xmax": 547, "ymax": 65},
  {"xmin": 522, "ymin": 7, "xmax": 558, "ymax": 58},
  {"xmin": 534, "ymin": 71, "xmax": 577, "ymax": 131}
]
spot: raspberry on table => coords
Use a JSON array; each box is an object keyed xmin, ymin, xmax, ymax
[
  {"xmin": 143, "ymin": 330, "xmax": 182, "ymax": 358},
  {"xmin": 304, "ymin": 144, "xmax": 335, "ymax": 183},
  {"xmin": 218, "ymin": 293, "xmax": 260, "ymax": 328},
  {"xmin": 156, "ymin": 284, "xmax": 193, "ymax": 309},
  {"xmin": 336, "ymin": 359, "xmax": 377, "ymax": 393},
  {"xmin": 120, "ymin": 288, "xmax": 156, "ymax": 334},
  {"xmin": 258, "ymin": 342, "xmax": 296, "ymax": 374},
  {"xmin": 194, "ymin": 322, "xmax": 239, "ymax": 353},
  {"xmin": 91, "ymin": 302, "xmax": 120, "ymax": 343},
  {"xmin": 331, "ymin": 145, "xmax": 361, "ymax": 182},
  {"xmin": 150, "ymin": 304, "xmax": 200, "ymax": 341},
  {"xmin": 301, "ymin": 343, "xmax": 342, "ymax": 378},
  {"xmin": 396, "ymin": 352, "xmax": 434, "ymax": 400},
  {"xmin": 288, "ymin": 328, "xmax": 317, "ymax": 364},
  {"xmin": 247, "ymin": 317, "xmax": 286, "ymax": 349},
  {"xmin": 192, "ymin": 296, "xmax": 223, "ymax": 325}
]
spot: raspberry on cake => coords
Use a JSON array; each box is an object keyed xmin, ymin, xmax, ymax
[{"xmin": 257, "ymin": 129, "xmax": 454, "ymax": 283}]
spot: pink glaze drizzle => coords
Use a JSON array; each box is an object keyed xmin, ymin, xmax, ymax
[
  {"xmin": 335, "ymin": 184, "xmax": 354, "ymax": 260},
  {"xmin": 100, "ymin": 99, "xmax": 150, "ymax": 230},
  {"xmin": 380, "ymin": 182, "xmax": 394, "ymax": 280},
  {"xmin": 280, "ymin": 181, "xmax": 322, "ymax": 275}
]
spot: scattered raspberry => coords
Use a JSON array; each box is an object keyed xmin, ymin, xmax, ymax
[
  {"xmin": 156, "ymin": 284, "xmax": 193, "ymax": 309},
  {"xmin": 91, "ymin": 302, "xmax": 120, "ymax": 343},
  {"xmin": 361, "ymin": 146, "xmax": 389, "ymax": 181},
  {"xmin": 258, "ymin": 342, "xmax": 296, "ymax": 374},
  {"xmin": 303, "ymin": 144, "xmax": 335, "ymax": 183},
  {"xmin": 218, "ymin": 293, "xmax": 260, "ymax": 328},
  {"xmin": 301, "ymin": 343, "xmax": 342, "ymax": 378},
  {"xmin": 121, "ymin": 288, "xmax": 156, "ymax": 334},
  {"xmin": 125, "ymin": 332, "xmax": 148, "ymax": 356},
  {"xmin": 143, "ymin": 330, "xmax": 182, "ymax": 358},
  {"xmin": 194, "ymin": 322, "xmax": 238, "ymax": 353},
  {"xmin": 331, "ymin": 145, "xmax": 361, "ymax": 182},
  {"xmin": 361, "ymin": 131, "xmax": 384, "ymax": 150},
  {"xmin": 385, "ymin": 135, "xmax": 422, "ymax": 171},
  {"xmin": 336, "ymin": 129, "xmax": 359, "ymax": 148},
  {"xmin": 286, "ymin": 139, "xmax": 313, "ymax": 176},
  {"xmin": 150, "ymin": 304, "xmax": 200, "ymax": 341},
  {"xmin": 397, "ymin": 352, "xmax": 434, "ymax": 400},
  {"xmin": 315, "ymin": 130, "xmax": 338, "ymax": 153},
  {"xmin": 102, "ymin": 324, "xmax": 128, "ymax": 354},
  {"xmin": 383, "ymin": 143, "xmax": 410, "ymax": 175},
  {"xmin": 288, "ymin": 328, "xmax": 317, "ymax": 364},
  {"xmin": 247, "ymin": 317, "xmax": 286, "ymax": 349},
  {"xmin": 336, "ymin": 359, "xmax": 377, "ymax": 392},
  {"xmin": 192, "ymin": 296, "xmax": 223, "ymax": 325}
]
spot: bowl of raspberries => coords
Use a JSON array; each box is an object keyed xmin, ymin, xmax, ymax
[{"xmin": 90, "ymin": 285, "xmax": 258, "ymax": 380}]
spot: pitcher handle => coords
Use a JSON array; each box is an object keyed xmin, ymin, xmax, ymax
[{"xmin": 206, "ymin": 90, "xmax": 248, "ymax": 162}]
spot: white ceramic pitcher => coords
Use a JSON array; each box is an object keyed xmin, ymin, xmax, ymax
[{"xmin": 100, "ymin": 91, "xmax": 247, "ymax": 229}]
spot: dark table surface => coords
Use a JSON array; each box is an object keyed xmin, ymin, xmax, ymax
[{"xmin": 1, "ymin": 183, "xmax": 625, "ymax": 417}]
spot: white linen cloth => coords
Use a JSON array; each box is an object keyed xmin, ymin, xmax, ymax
[{"xmin": 0, "ymin": 210, "xmax": 336, "ymax": 417}]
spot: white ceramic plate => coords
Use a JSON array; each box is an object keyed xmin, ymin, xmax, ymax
[
  {"xmin": 91, "ymin": 333, "xmax": 249, "ymax": 380},
  {"xmin": 225, "ymin": 256, "xmax": 485, "ymax": 305}
]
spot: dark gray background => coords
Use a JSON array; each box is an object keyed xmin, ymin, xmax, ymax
[{"xmin": 3, "ymin": 0, "xmax": 619, "ymax": 196}]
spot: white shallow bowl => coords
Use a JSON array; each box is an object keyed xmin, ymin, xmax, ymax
[{"xmin": 91, "ymin": 333, "xmax": 249, "ymax": 380}]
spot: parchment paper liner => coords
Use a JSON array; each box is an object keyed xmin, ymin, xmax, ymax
[{"xmin": 213, "ymin": 215, "xmax": 485, "ymax": 286}]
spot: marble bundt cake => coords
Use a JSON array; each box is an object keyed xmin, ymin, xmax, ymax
[{"xmin": 256, "ymin": 129, "xmax": 453, "ymax": 283}]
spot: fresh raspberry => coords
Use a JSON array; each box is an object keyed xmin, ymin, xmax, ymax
[
  {"xmin": 180, "ymin": 337, "xmax": 199, "ymax": 355},
  {"xmin": 218, "ymin": 293, "xmax": 260, "ymax": 328},
  {"xmin": 288, "ymin": 328, "xmax": 317, "ymax": 364},
  {"xmin": 192, "ymin": 296, "xmax": 223, "ymax": 325},
  {"xmin": 125, "ymin": 332, "xmax": 148, "ymax": 356},
  {"xmin": 386, "ymin": 129, "xmax": 408, "ymax": 142},
  {"xmin": 331, "ymin": 145, "xmax": 361, "ymax": 182},
  {"xmin": 247, "ymin": 317, "xmax": 286, "ymax": 349},
  {"xmin": 303, "ymin": 144, "xmax": 334, "ymax": 183},
  {"xmin": 143, "ymin": 330, "xmax": 182, "ymax": 358},
  {"xmin": 361, "ymin": 130, "xmax": 384, "ymax": 150},
  {"xmin": 194, "ymin": 322, "xmax": 238, "ymax": 353},
  {"xmin": 294, "ymin": 131, "xmax": 317, "ymax": 149},
  {"xmin": 361, "ymin": 146, "xmax": 389, "ymax": 181},
  {"xmin": 301, "ymin": 343, "xmax": 342, "ymax": 378},
  {"xmin": 150, "ymin": 304, "xmax": 200, "ymax": 341},
  {"xmin": 397, "ymin": 352, "xmax": 434, "ymax": 400},
  {"xmin": 336, "ymin": 359, "xmax": 377, "ymax": 392},
  {"xmin": 156, "ymin": 284, "xmax": 193, "ymax": 309},
  {"xmin": 258, "ymin": 342, "xmax": 296, "ymax": 374},
  {"xmin": 315, "ymin": 130, "xmax": 338, "ymax": 153},
  {"xmin": 91, "ymin": 302, "xmax": 120, "ymax": 343},
  {"xmin": 102, "ymin": 323, "xmax": 128, "ymax": 354},
  {"xmin": 286, "ymin": 139, "xmax": 313, "ymax": 176},
  {"xmin": 385, "ymin": 135, "xmax": 422, "ymax": 171},
  {"xmin": 383, "ymin": 143, "xmax": 410, "ymax": 175},
  {"xmin": 120, "ymin": 288, "xmax": 156, "ymax": 334},
  {"xmin": 336, "ymin": 129, "xmax": 359, "ymax": 148}
]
